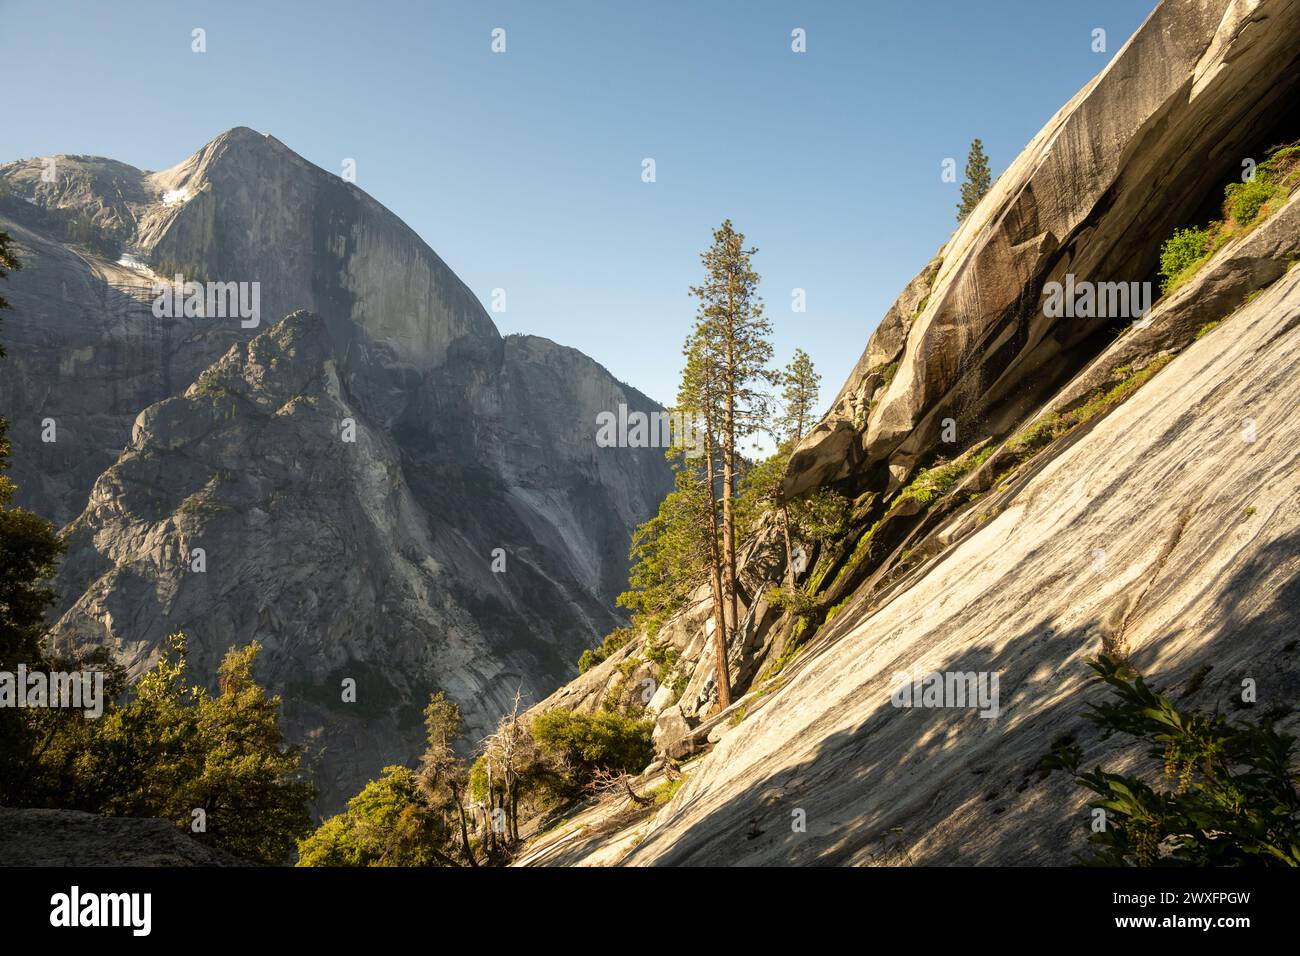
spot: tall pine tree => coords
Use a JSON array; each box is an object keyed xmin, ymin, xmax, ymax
[{"xmin": 688, "ymin": 221, "xmax": 774, "ymax": 709}]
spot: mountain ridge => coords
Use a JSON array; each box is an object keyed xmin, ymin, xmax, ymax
[{"xmin": 0, "ymin": 129, "xmax": 674, "ymax": 812}]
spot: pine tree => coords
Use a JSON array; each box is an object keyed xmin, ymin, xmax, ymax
[
  {"xmin": 687, "ymin": 221, "xmax": 774, "ymax": 709},
  {"xmin": 618, "ymin": 222, "xmax": 776, "ymax": 712},
  {"xmin": 48, "ymin": 633, "xmax": 316, "ymax": 864},
  {"xmin": 957, "ymin": 138, "xmax": 992, "ymax": 222},
  {"xmin": 419, "ymin": 691, "xmax": 477, "ymax": 866},
  {"xmin": 779, "ymin": 348, "xmax": 821, "ymax": 443}
]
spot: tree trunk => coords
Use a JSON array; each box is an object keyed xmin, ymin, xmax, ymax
[
  {"xmin": 706, "ymin": 433, "xmax": 732, "ymax": 711},
  {"xmin": 719, "ymin": 307, "xmax": 738, "ymax": 710},
  {"xmin": 451, "ymin": 782, "xmax": 477, "ymax": 867},
  {"xmin": 508, "ymin": 777, "xmax": 520, "ymax": 843}
]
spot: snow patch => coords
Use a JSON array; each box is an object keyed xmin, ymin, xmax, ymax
[{"xmin": 161, "ymin": 188, "xmax": 189, "ymax": 206}]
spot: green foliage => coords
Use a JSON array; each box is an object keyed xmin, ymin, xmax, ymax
[
  {"xmin": 767, "ymin": 583, "xmax": 819, "ymax": 624},
  {"xmin": 892, "ymin": 446, "xmax": 994, "ymax": 512},
  {"xmin": 1157, "ymin": 142, "xmax": 1299, "ymax": 296},
  {"xmin": 735, "ymin": 442, "xmax": 787, "ymax": 535},
  {"xmin": 1007, "ymin": 356, "xmax": 1173, "ymax": 458},
  {"xmin": 1224, "ymin": 178, "xmax": 1279, "ymax": 226},
  {"xmin": 737, "ymin": 440, "xmax": 848, "ymax": 548},
  {"xmin": 643, "ymin": 638, "xmax": 677, "ymax": 672},
  {"xmin": 688, "ymin": 219, "xmax": 776, "ymax": 446},
  {"xmin": 649, "ymin": 775, "xmax": 687, "ymax": 806},
  {"xmin": 778, "ymin": 348, "xmax": 821, "ymax": 443},
  {"xmin": 301, "ymin": 690, "xmax": 483, "ymax": 866},
  {"xmin": 192, "ymin": 367, "xmax": 227, "ymax": 397},
  {"xmin": 24, "ymin": 633, "xmax": 315, "ymax": 864},
  {"xmin": 796, "ymin": 487, "xmax": 850, "ymax": 543},
  {"xmin": 62, "ymin": 215, "xmax": 122, "ymax": 259},
  {"xmin": 618, "ymin": 466, "xmax": 716, "ymax": 636},
  {"xmin": 577, "ymin": 627, "xmax": 634, "ymax": 675},
  {"xmin": 531, "ymin": 709, "xmax": 654, "ymax": 786},
  {"xmin": 71, "ymin": 636, "xmax": 313, "ymax": 863},
  {"xmin": 1158, "ymin": 226, "xmax": 1213, "ymax": 295},
  {"xmin": 297, "ymin": 766, "xmax": 450, "ymax": 867},
  {"xmin": 643, "ymin": 639, "xmax": 687, "ymax": 703},
  {"xmin": 1074, "ymin": 357, "xmax": 1172, "ymax": 421},
  {"xmin": 754, "ymin": 635, "xmax": 805, "ymax": 686},
  {"xmin": 0, "ymin": 422, "xmax": 64, "ymax": 671},
  {"xmin": 0, "ymin": 230, "xmax": 20, "ymax": 334},
  {"xmin": 1043, "ymin": 656, "xmax": 1300, "ymax": 866},
  {"xmin": 957, "ymin": 138, "xmax": 993, "ymax": 222},
  {"xmin": 598, "ymin": 652, "xmax": 648, "ymax": 716},
  {"xmin": 151, "ymin": 257, "xmax": 210, "ymax": 285}
]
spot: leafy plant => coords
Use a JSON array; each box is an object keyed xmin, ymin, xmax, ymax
[
  {"xmin": 1158, "ymin": 226, "xmax": 1213, "ymax": 294},
  {"xmin": 531, "ymin": 709, "xmax": 654, "ymax": 787},
  {"xmin": 1224, "ymin": 178, "xmax": 1278, "ymax": 226},
  {"xmin": 891, "ymin": 445, "xmax": 994, "ymax": 512},
  {"xmin": 768, "ymin": 582, "xmax": 819, "ymax": 621},
  {"xmin": 1156, "ymin": 141, "xmax": 1299, "ymax": 296},
  {"xmin": 1042, "ymin": 656, "xmax": 1300, "ymax": 866},
  {"xmin": 577, "ymin": 626, "xmax": 634, "ymax": 674}
]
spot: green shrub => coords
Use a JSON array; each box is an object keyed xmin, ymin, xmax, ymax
[
  {"xmin": 576, "ymin": 626, "xmax": 634, "ymax": 674},
  {"xmin": 1224, "ymin": 178, "xmax": 1279, "ymax": 226},
  {"xmin": 768, "ymin": 583, "xmax": 819, "ymax": 620},
  {"xmin": 531, "ymin": 709, "xmax": 654, "ymax": 784},
  {"xmin": 649, "ymin": 775, "xmax": 687, "ymax": 806},
  {"xmin": 1157, "ymin": 142, "xmax": 1298, "ymax": 298},
  {"xmin": 1158, "ymin": 226, "xmax": 1212, "ymax": 294},
  {"xmin": 643, "ymin": 638, "xmax": 678, "ymax": 672},
  {"xmin": 1042, "ymin": 656, "xmax": 1300, "ymax": 866},
  {"xmin": 892, "ymin": 445, "xmax": 994, "ymax": 511},
  {"xmin": 297, "ymin": 766, "xmax": 448, "ymax": 867}
]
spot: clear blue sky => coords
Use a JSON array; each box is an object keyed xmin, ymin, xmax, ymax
[{"xmin": 1, "ymin": 0, "xmax": 1155, "ymax": 412}]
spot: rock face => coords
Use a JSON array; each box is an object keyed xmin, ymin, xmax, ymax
[
  {"xmin": 515, "ymin": 0, "xmax": 1300, "ymax": 866},
  {"xmin": 0, "ymin": 807, "xmax": 247, "ymax": 866},
  {"xmin": 788, "ymin": 0, "xmax": 1300, "ymax": 499},
  {"xmin": 628, "ymin": 270, "xmax": 1300, "ymax": 864},
  {"xmin": 0, "ymin": 130, "xmax": 673, "ymax": 812}
]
